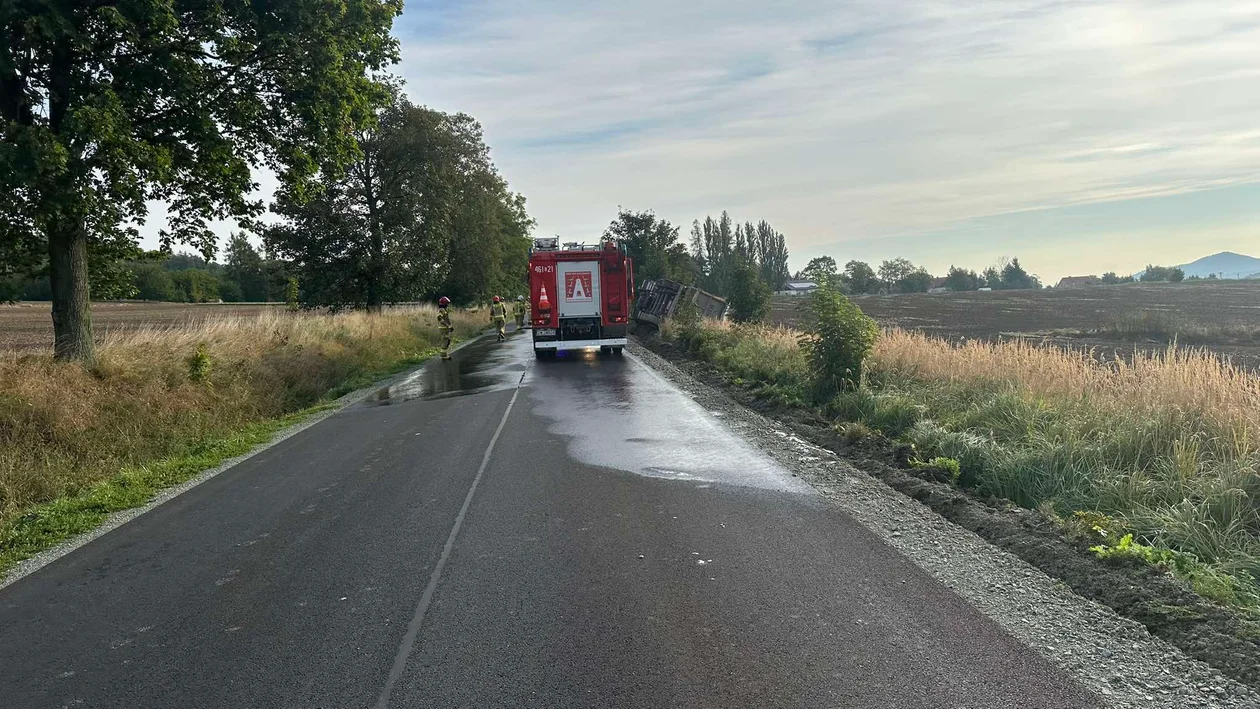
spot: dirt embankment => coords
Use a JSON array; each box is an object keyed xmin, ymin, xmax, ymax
[{"xmin": 638, "ymin": 333, "xmax": 1260, "ymax": 695}]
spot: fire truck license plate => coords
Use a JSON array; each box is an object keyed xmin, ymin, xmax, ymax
[{"xmin": 535, "ymin": 328, "xmax": 556, "ymax": 337}]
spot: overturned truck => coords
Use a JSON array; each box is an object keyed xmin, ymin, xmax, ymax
[{"xmin": 633, "ymin": 279, "xmax": 729, "ymax": 327}]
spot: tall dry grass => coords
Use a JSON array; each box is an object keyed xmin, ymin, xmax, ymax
[
  {"xmin": 0, "ymin": 306, "xmax": 482, "ymax": 528},
  {"xmin": 875, "ymin": 329, "xmax": 1260, "ymax": 445},
  {"xmin": 666, "ymin": 318, "xmax": 1260, "ymax": 607}
]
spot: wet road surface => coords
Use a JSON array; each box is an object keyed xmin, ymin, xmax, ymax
[{"xmin": 0, "ymin": 330, "xmax": 1099, "ymax": 708}]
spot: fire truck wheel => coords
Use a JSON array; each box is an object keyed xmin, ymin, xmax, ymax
[{"xmin": 613, "ymin": 346, "xmax": 624, "ymax": 356}]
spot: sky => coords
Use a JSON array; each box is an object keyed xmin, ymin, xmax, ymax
[{"xmin": 142, "ymin": 0, "xmax": 1260, "ymax": 283}]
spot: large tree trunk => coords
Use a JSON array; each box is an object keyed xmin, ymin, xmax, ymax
[
  {"xmin": 361, "ymin": 159, "xmax": 384, "ymax": 314},
  {"xmin": 45, "ymin": 40, "xmax": 94, "ymax": 363},
  {"xmin": 365, "ymin": 218, "xmax": 384, "ymax": 314},
  {"xmin": 49, "ymin": 219, "xmax": 95, "ymax": 363}
]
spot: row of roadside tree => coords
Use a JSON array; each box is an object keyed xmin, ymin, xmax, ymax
[
  {"xmin": 603, "ymin": 209, "xmax": 792, "ymax": 323},
  {"xmin": 797, "ymin": 256, "xmax": 1042, "ymax": 294},
  {"xmin": 2, "ymin": 2, "xmax": 531, "ymax": 362}
]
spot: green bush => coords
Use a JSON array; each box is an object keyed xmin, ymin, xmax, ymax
[
  {"xmin": 170, "ymin": 269, "xmax": 221, "ymax": 303},
  {"xmin": 726, "ymin": 260, "xmax": 771, "ymax": 323},
  {"xmin": 799, "ymin": 286, "xmax": 878, "ymax": 400},
  {"xmin": 670, "ymin": 297, "xmax": 702, "ymax": 337},
  {"xmin": 285, "ymin": 277, "xmax": 300, "ymax": 311},
  {"xmin": 131, "ymin": 262, "xmax": 177, "ymax": 301},
  {"xmin": 0, "ymin": 276, "xmax": 22, "ymax": 303},
  {"xmin": 186, "ymin": 344, "xmax": 213, "ymax": 382},
  {"xmin": 218, "ymin": 279, "xmax": 244, "ymax": 303}
]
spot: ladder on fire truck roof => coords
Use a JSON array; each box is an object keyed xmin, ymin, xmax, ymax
[{"xmin": 531, "ymin": 236, "xmax": 622, "ymax": 254}]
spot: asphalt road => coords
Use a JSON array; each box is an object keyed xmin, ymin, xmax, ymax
[{"xmin": 0, "ymin": 331, "xmax": 1100, "ymax": 708}]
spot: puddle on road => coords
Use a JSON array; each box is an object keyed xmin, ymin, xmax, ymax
[
  {"xmin": 525, "ymin": 354, "xmax": 810, "ymax": 493},
  {"xmin": 365, "ymin": 331, "xmax": 810, "ymax": 493},
  {"xmin": 366, "ymin": 331, "xmax": 529, "ymax": 405}
]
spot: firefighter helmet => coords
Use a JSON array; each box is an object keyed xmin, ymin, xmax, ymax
[
  {"xmin": 516, "ymin": 295, "xmax": 525, "ymax": 301},
  {"xmin": 438, "ymin": 296, "xmax": 450, "ymax": 306},
  {"xmin": 493, "ymin": 295, "xmax": 501, "ymax": 303}
]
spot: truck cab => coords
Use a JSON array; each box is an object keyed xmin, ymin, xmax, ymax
[{"xmin": 528, "ymin": 237, "xmax": 634, "ymax": 356}]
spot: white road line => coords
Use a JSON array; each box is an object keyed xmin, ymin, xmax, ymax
[{"xmin": 373, "ymin": 375, "xmax": 524, "ymax": 709}]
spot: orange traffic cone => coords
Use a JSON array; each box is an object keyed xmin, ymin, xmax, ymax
[{"xmin": 538, "ymin": 284, "xmax": 551, "ymax": 312}]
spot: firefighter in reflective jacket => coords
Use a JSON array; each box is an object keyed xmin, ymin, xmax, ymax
[
  {"xmin": 491, "ymin": 295, "xmax": 508, "ymax": 341},
  {"xmin": 437, "ymin": 296, "xmax": 453, "ymax": 360},
  {"xmin": 514, "ymin": 295, "xmax": 528, "ymax": 328}
]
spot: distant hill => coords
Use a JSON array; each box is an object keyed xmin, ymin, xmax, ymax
[{"xmin": 1176, "ymin": 251, "xmax": 1260, "ymax": 279}]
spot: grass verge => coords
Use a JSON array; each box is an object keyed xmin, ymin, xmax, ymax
[
  {"xmin": 0, "ymin": 306, "xmax": 481, "ymax": 576},
  {"xmin": 0, "ymin": 405, "xmax": 331, "ymax": 574},
  {"xmin": 662, "ymin": 317, "xmax": 1260, "ymax": 613}
]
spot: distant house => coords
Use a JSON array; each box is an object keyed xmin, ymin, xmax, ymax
[
  {"xmin": 777, "ymin": 281, "xmax": 818, "ymax": 296},
  {"xmin": 1056, "ymin": 275, "xmax": 1099, "ymax": 289},
  {"xmin": 928, "ymin": 277, "xmax": 949, "ymax": 294}
]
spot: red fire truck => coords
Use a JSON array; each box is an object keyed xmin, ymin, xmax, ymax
[{"xmin": 527, "ymin": 236, "xmax": 634, "ymax": 357}]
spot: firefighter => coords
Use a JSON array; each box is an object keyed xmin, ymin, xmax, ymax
[
  {"xmin": 514, "ymin": 294, "xmax": 528, "ymax": 328},
  {"xmin": 437, "ymin": 296, "xmax": 453, "ymax": 360},
  {"xmin": 490, "ymin": 295, "xmax": 508, "ymax": 341}
]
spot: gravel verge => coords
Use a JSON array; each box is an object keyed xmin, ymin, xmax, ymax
[{"xmin": 631, "ymin": 337, "xmax": 1260, "ymax": 709}]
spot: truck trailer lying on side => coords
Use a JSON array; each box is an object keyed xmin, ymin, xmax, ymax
[
  {"xmin": 528, "ymin": 237, "xmax": 635, "ymax": 356},
  {"xmin": 633, "ymin": 278, "xmax": 729, "ymax": 327}
]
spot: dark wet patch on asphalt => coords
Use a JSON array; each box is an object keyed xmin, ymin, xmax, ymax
[
  {"xmin": 524, "ymin": 351, "xmax": 810, "ymax": 493},
  {"xmin": 363, "ymin": 332, "xmax": 807, "ymax": 492},
  {"xmin": 365, "ymin": 331, "xmax": 529, "ymax": 405}
]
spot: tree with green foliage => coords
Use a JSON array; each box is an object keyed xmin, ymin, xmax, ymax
[
  {"xmin": 1101, "ymin": 272, "xmax": 1134, "ymax": 284},
  {"xmin": 900, "ymin": 268, "xmax": 933, "ymax": 293},
  {"xmin": 691, "ymin": 212, "xmax": 736, "ymax": 296},
  {"xmin": 170, "ymin": 269, "xmax": 220, "ymax": 303},
  {"xmin": 800, "ymin": 286, "xmax": 879, "ymax": 398},
  {"xmin": 726, "ymin": 259, "xmax": 771, "ymax": 323},
  {"xmin": 800, "ymin": 256, "xmax": 839, "ymax": 289},
  {"xmin": 0, "ymin": 276, "xmax": 22, "ymax": 304},
  {"xmin": 1, "ymin": 0, "xmax": 402, "ymax": 361},
  {"xmin": 440, "ymin": 175, "xmax": 533, "ymax": 305},
  {"xmin": 997, "ymin": 258, "xmax": 1041, "ymax": 290},
  {"xmin": 981, "ymin": 267, "xmax": 1001, "ymax": 289},
  {"xmin": 217, "ymin": 279, "xmax": 243, "ymax": 303},
  {"xmin": 691, "ymin": 212, "xmax": 791, "ymax": 297},
  {"xmin": 224, "ymin": 233, "xmax": 269, "ymax": 302},
  {"xmin": 878, "ymin": 258, "xmax": 917, "ymax": 290},
  {"xmin": 842, "ymin": 260, "xmax": 879, "ymax": 295},
  {"xmin": 131, "ymin": 262, "xmax": 176, "ymax": 301},
  {"xmin": 604, "ymin": 209, "xmax": 693, "ymax": 285},
  {"xmin": 753, "ymin": 221, "xmax": 791, "ymax": 291},
  {"xmin": 1140, "ymin": 265, "xmax": 1186, "ymax": 283},
  {"xmin": 945, "ymin": 265, "xmax": 982, "ymax": 291},
  {"xmin": 269, "ymin": 97, "xmax": 527, "ymax": 309}
]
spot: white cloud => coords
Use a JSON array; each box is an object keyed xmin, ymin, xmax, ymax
[
  {"xmin": 140, "ymin": 0, "xmax": 1260, "ymax": 275},
  {"xmin": 396, "ymin": 0, "xmax": 1260, "ymax": 270}
]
